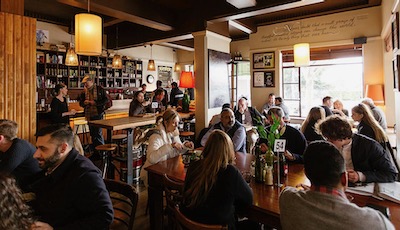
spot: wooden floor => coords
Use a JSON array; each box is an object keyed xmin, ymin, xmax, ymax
[{"xmin": 133, "ymin": 183, "xmax": 151, "ymax": 230}]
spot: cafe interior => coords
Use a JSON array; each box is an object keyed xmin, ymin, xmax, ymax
[{"xmin": 1, "ymin": 0, "xmax": 400, "ymax": 229}]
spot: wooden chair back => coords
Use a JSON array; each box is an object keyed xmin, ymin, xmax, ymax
[
  {"xmin": 173, "ymin": 206, "xmax": 228, "ymax": 230},
  {"xmin": 104, "ymin": 179, "xmax": 138, "ymax": 230}
]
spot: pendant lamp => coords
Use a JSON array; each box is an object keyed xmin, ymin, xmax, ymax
[
  {"xmin": 75, "ymin": 0, "xmax": 102, "ymax": 56},
  {"xmin": 112, "ymin": 26, "xmax": 122, "ymax": 69},
  {"xmin": 148, "ymin": 44, "xmax": 156, "ymax": 71},
  {"xmin": 65, "ymin": 21, "xmax": 78, "ymax": 66},
  {"xmin": 293, "ymin": 43, "xmax": 310, "ymax": 67}
]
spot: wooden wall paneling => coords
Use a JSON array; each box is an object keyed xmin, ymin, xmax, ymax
[
  {"xmin": 0, "ymin": 12, "xmax": 36, "ymax": 143},
  {"xmin": 0, "ymin": 0, "xmax": 24, "ymax": 15},
  {"xmin": 0, "ymin": 13, "xmax": 4, "ymax": 119}
]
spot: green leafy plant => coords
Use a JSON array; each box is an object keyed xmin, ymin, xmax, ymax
[{"xmin": 266, "ymin": 113, "xmax": 281, "ymax": 150}]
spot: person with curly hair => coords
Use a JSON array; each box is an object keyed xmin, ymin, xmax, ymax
[{"xmin": 0, "ymin": 175, "xmax": 34, "ymax": 230}]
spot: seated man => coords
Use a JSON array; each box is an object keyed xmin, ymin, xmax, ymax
[
  {"xmin": 201, "ymin": 108, "xmax": 246, "ymax": 153},
  {"xmin": 29, "ymin": 124, "xmax": 113, "ymax": 229},
  {"xmin": 169, "ymin": 82, "xmax": 184, "ymax": 107},
  {"xmin": 275, "ymin": 97, "xmax": 290, "ymax": 122},
  {"xmin": 316, "ymin": 115, "xmax": 397, "ymax": 183},
  {"xmin": 235, "ymin": 97, "xmax": 263, "ymax": 153},
  {"xmin": 260, "ymin": 107, "xmax": 307, "ymax": 163},
  {"xmin": 321, "ymin": 96, "xmax": 333, "ymax": 117},
  {"xmin": 147, "ymin": 88, "xmax": 166, "ymax": 113},
  {"xmin": 260, "ymin": 93, "xmax": 275, "ymax": 116},
  {"xmin": 0, "ymin": 119, "xmax": 40, "ymax": 191},
  {"xmin": 209, "ymin": 103, "xmax": 231, "ymax": 127},
  {"xmin": 280, "ymin": 141, "xmax": 394, "ymax": 230}
]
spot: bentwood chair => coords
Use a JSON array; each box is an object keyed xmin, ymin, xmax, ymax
[
  {"xmin": 104, "ymin": 179, "xmax": 138, "ymax": 230},
  {"xmin": 163, "ymin": 174, "xmax": 184, "ymax": 230},
  {"xmin": 173, "ymin": 206, "xmax": 228, "ymax": 230}
]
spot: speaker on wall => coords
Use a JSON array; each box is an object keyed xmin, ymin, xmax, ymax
[{"xmin": 354, "ymin": 37, "xmax": 367, "ymax": 44}]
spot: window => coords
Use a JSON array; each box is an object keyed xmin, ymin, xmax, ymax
[{"xmin": 282, "ymin": 46, "xmax": 363, "ymax": 117}]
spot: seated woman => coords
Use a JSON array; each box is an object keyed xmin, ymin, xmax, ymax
[
  {"xmin": 182, "ymin": 130, "xmax": 253, "ymax": 229},
  {"xmin": 300, "ymin": 107, "xmax": 325, "ymax": 142},
  {"xmin": 129, "ymin": 91, "xmax": 146, "ymax": 116},
  {"xmin": 332, "ymin": 99, "xmax": 349, "ymax": 117},
  {"xmin": 351, "ymin": 103, "xmax": 388, "ymax": 147},
  {"xmin": 0, "ymin": 175, "xmax": 34, "ymax": 230},
  {"xmin": 140, "ymin": 109, "xmax": 193, "ymax": 186}
]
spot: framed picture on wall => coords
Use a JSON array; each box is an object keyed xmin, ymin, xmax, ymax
[
  {"xmin": 393, "ymin": 55, "xmax": 400, "ymax": 91},
  {"xmin": 253, "ymin": 52, "xmax": 275, "ymax": 69},
  {"xmin": 253, "ymin": 71, "xmax": 275, "ymax": 87},
  {"xmin": 392, "ymin": 12, "xmax": 399, "ymax": 51}
]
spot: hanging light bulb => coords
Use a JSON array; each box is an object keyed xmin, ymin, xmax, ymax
[
  {"xmin": 75, "ymin": 0, "xmax": 102, "ymax": 56},
  {"xmin": 174, "ymin": 63, "xmax": 181, "ymax": 72},
  {"xmin": 66, "ymin": 20, "xmax": 78, "ymax": 66},
  {"xmin": 293, "ymin": 43, "xmax": 310, "ymax": 67},
  {"xmin": 112, "ymin": 26, "xmax": 122, "ymax": 69},
  {"xmin": 148, "ymin": 44, "xmax": 156, "ymax": 71},
  {"xmin": 65, "ymin": 46, "xmax": 78, "ymax": 66}
]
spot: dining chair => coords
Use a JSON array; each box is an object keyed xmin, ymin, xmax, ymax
[
  {"xmin": 173, "ymin": 205, "xmax": 228, "ymax": 230},
  {"xmin": 104, "ymin": 179, "xmax": 138, "ymax": 230},
  {"xmin": 163, "ymin": 174, "xmax": 184, "ymax": 230}
]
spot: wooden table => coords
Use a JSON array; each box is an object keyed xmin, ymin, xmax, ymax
[
  {"xmin": 145, "ymin": 154, "xmax": 400, "ymax": 230},
  {"xmin": 89, "ymin": 116, "xmax": 156, "ymax": 184}
]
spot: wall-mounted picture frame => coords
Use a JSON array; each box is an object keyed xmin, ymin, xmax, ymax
[
  {"xmin": 392, "ymin": 12, "xmax": 399, "ymax": 51},
  {"xmin": 393, "ymin": 55, "xmax": 400, "ymax": 91},
  {"xmin": 253, "ymin": 52, "xmax": 275, "ymax": 69},
  {"xmin": 253, "ymin": 71, "xmax": 275, "ymax": 87}
]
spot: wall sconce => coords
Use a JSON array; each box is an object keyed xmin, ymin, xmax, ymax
[
  {"xmin": 75, "ymin": 0, "xmax": 102, "ymax": 56},
  {"xmin": 365, "ymin": 84, "xmax": 385, "ymax": 105},
  {"xmin": 294, "ymin": 43, "xmax": 310, "ymax": 67},
  {"xmin": 147, "ymin": 44, "xmax": 156, "ymax": 71}
]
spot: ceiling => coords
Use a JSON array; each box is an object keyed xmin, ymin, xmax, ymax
[{"xmin": 24, "ymin": 0, "xmax": 381, "ymax": 51}]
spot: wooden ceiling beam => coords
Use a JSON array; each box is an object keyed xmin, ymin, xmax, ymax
[{"xmin": 57, "ymin": 0, "xmax": 174, "ymax": 31}]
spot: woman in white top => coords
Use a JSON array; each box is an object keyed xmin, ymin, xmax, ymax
[{"xmin": 141, "ymin": 109, "xmax": 194, "ymax": 186}]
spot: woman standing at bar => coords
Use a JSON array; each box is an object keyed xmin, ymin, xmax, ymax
[
  {"xmin": 182, "ymin": 130, "xmax": 253, "ymax": 229},
  {"xmin": 50, "ymin": 83, "xmax": 76, "ymax": 124}
]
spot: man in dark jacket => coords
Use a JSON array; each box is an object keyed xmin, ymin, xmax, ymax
[
  {"xmin": 79, "ymin": 75, "xmax": 109, "ymax": 149},
  {"xmin": 30, "ymin": 124, "xmax": 113, "ymax": 229},
  {"xmin": 316, "ymin": 115, "xmax": 397, "ymax": 183},
  {"xmin": 235, "ymin": 97, "xmax": 263, "ymax": 153},
  {"xmin": 0, "ymin": 119, "xmax": 40, "ymax": 191},
  {"xmin": 169, "ymin": 82, "xmax": 184, "ymax": 107}
]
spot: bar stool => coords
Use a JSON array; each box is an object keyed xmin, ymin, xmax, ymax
[
  {"xmin": 112, "ymin": 134, "xmax": 128, "ymax": 156},
  {"xmin": 180, "ymin": 131, "xmax": 195, "ymax": 142},
  {"xmin": 74, "ymin": 119, "xmax": 91, "ymax": 154},
  {"xmin": 95, "ymin": 144, "xmax": 117, "ymax": 179}
]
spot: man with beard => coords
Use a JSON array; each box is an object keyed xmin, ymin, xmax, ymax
[
  {"xmin": 29, "ymin": 124, "xmax": 113, "ymax": 230},
  {"xmin": 201, "ymin": 108, "xmax": 246, "ymax": 153}
]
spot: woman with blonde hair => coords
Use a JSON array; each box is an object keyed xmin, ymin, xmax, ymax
[
  {"xmin": 351, "ymin": 103, "xmax": 387, "ymax": 146},
  {"xmin": 182, "ymin": 130, "xmax": 253, "ymax": 229},
  {"xmin": 333, "ymin": 99, "xmax": 349, "ymax": 117},
  {"xmin": 300, "ymin": 107, "xmax": 326, "ymax": 142},
  {"xmin": 140, "ymin": 109, "xmax": 194, "ymax": 185},
  {"xmin": 0, "ymin": 175, "xmax": 34, "ymax": 230}
]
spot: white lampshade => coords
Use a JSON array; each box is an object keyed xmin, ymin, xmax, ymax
[
  {"xmin": 294, "ymin": 43, "xmax": 310, "ymax": 67},
  {"xmin": 112, "ymin": 54, "xmax": 122, "ymax": 69},
  {"xmin": 75, "ymin": 13, "xmax": 102, "ymax": 56},
  {"xmin": 65, "ymin": 47, "xmax": 78, "ymax": 66}
]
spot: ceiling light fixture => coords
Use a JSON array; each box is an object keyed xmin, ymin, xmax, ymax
[
  {"xmin": 75, "ymin": 0, "xmax": 102, "ymax": 56},
  {"xmin": 148, "ymin": 44, "xmax": 156, "ymax": 71},
  {"xmin": 112, "ymin": 26, "xmax": 122, "ymax": 69},
  {"xmin": 65, "ymin": 20, "xmax": 78, "ymax": 66},
  {"xmin": 226, "ymin": 0, "xmax": 256, "ymax": 9},
  {"xmin": 294, "ymin": 43, "xmax": 310, "ymax": 67}
]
